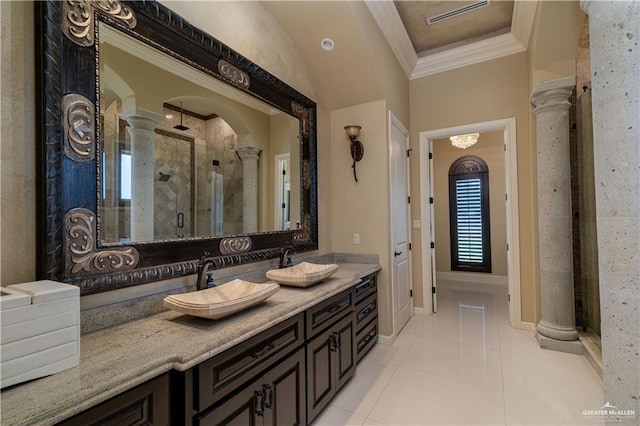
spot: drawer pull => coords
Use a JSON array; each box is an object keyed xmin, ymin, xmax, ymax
[
  {"xmin": 360, "ymin": 303, "xmax": 375, "ymax": 316},
  {"xmin": 356, "ymin": 279, "xmax": 373, "ymax": 293},
  {"xmin": 251, "ymin": 342, "xmax": 276, "ymax": 360},
  {"xmin": 328, "ymin": 305, "xmax": 342, "ymax": 314},
  {"xmin": 363, "ymin": 331, "xmax": 375, "ymax": 344},
  {"xmin": 329, "ymin": 332, "xmax": 341, "ymax": 352},
  {"xmin": 263, "ymin": 384, "xmax": 274, "ymax": 409},
  {"xmin": 254, "ymin": 389, "xmax": 265, "ymax": 417}
]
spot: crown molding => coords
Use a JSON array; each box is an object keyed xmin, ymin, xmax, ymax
[
  {"xmin": 366, "ymin": 0, "xmax": 538, "ymax": 80},
  {"xmin": 364, "ymin": 0, "xmax": 417, "ymax": 78}
]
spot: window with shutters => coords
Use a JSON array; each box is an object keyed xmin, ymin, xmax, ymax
[{"xmin": 448, "ymin": 156, "xmax": 492, "ymax": 273}]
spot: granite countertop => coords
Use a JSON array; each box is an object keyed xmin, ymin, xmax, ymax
[{"xmin": 0, "ymin": 262, "xmax": 379, "ymax": 426}]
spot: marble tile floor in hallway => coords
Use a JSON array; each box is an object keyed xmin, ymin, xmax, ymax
[{"xmin": 313, "ymin": 281, "xmax": 604, "ymax": 426}]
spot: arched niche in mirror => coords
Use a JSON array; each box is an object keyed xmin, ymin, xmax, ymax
[{"xmin": 35, "ymin": 0, "xmax": 317, "ymax": 294}]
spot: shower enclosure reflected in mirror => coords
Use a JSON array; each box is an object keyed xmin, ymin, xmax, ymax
[{"xmin": 99, "ymin": 26, "xmax": 300, "ymax": 244}]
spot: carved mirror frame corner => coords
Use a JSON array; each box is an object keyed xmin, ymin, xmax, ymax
[{"xmin": 35, "ymin": 0, "xmax": 318, "ymax": 294}]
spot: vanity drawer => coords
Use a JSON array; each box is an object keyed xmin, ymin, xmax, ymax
[
  {"xmin": 305, "ymin": 289, "xmax": 354, "ymax": 338},
  {"xmin": 354, "ymin": 273, "xmax": 376, "ymax": 303},
  {"xmin": 356, "ymin": 318, "xmax": 378, "ymax": 363},
  {"xmin": 355, "ymin": 293, "xmax": 377, "ymax": 331},
  {"xmin": 196, "ymin": 313, "xmax": 304, "ymax": 411}
]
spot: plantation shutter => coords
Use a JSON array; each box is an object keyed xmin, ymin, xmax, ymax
[
  {"xmin": 448, "ymin": 156, "xmax": 491, "ymax": 273},
  {"xmin": 455, "ymin": 177, "xmax": 483, "ymax": 263}
]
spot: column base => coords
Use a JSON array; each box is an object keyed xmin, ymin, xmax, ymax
[
  {"xmin": 537, "ymin": 320, "xmax": 579, "ymax": 341},
  {"xmin": 537, "ymin": 334, "xmax": 584, "ymax": 355}
]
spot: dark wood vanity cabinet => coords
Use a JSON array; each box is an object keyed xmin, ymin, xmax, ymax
[
  {"xmin": 196, "ymin": 347, "xmax": 306, "ymax": 426},
  {"xmin": 305, "ymin": 289, "xmax": 357, "ymax": 423},
  {"xmin": 58, "ymin": 373, "xmax": 170, "ymax": 426},
  {"xmin": 354, "ymin": 273, "xmax": 378, "ymax": 363},
  {"xmin": 53, "ymin": 273, "xmax": 378, "ymax": 426}
]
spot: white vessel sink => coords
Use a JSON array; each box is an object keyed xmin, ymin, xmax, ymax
[
  {"xmin": 266, "ymin": 262, "xmax": 339, "ymax": 287},
  {"xmin": 163, "ymin": 279, "xmax": 279, "ymax": 319}
]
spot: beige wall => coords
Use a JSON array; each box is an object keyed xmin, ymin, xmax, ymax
[
  {"xmin": 409, "ymin": 53, "xmax": 537, "ymax": 323},
  {"xmin": 331, "ymin": 100, "xmax": 393, "ymax": 336},
  {"xmin": 1, "ymin": 1, "xmax": 35, "ymax": 284},
  {"xmin": 432, "ymin": 132, "xmax": 507, "ymax": 276}
]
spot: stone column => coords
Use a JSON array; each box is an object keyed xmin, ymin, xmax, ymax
[
  {"xmin": 236, "ymin": 142, "xmax": 263, "ymax": 233},
  {"xmin": 531, "ymin": 76, "xmax": 583, "ymax": 354},
  {"xmin": 581, "ymin": 1, "xmax": 640, "ymax": 418},
  {"xmin": 125, "ymin": 113, "xmax": 160, "ymax": 242}
]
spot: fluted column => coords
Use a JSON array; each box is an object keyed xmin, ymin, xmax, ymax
[
  {"xmin": 581, "ymin": 1, "xmax": 640, "ymax": 418},
  {"xmin": 531, "ymin": 76, "xmax": 583, "ymax": 354},
  {"xmin": 125, "ymin": 113, "xmax": 160, "ymax": 242},
  {"xmin": 236, "ymin": 142, "xmax": 263, "ymax": 233}
]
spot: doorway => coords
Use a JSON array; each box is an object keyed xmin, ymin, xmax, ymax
[{"xmin": 419, "ymin": 118, "xmax": 523, "ymax": 329}]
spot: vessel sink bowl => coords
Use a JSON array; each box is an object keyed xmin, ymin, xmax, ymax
[
  {"xmin": 266, "ymin": 262, "xmax": 339, "ymax": 287},
  {"xmin": 163, "ymin": 279, "xmax": 279, "ymax": 319}
]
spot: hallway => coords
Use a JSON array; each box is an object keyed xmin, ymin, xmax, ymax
[{"xmin": 314, "ymin": 281, "xmax": 603, "ymax": 425}]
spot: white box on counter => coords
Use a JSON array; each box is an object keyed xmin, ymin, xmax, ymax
[{"xmin": 0, "ymin": 281, "xmax": 80, "ymax": 389}]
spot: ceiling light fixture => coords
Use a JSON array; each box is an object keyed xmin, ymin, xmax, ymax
[
  {"xmin": 450, "ymin": 133, "xmax": 479, "ymax": 149},
  {"xmin": 320, "ymin": 38, "xmax": 335, "ymax": 51}
]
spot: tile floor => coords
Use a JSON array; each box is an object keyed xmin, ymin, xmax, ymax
[{"xmin": 313, "ymin": 281, "xmax": 604, "ymax": 426}]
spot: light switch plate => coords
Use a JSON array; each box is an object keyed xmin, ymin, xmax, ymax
[
  {"xmin": 353, "ymin": 233, "xmax": 360, "ymax": 244},
  {"xmin": 412, "ymin": 220, "xmax": 421, "ymax": 229}
]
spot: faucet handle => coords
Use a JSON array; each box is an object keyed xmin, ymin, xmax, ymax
[{"xmin": 206, "ymin": 272, "xmax": 215, "ymax": 288}]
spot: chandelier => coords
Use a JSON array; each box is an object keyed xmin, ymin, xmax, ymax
[{"xmin": 450, "ymin": 133, "xmax": 479, "ymax": 149}]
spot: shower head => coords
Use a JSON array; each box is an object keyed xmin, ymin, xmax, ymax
[
  {"xmin": 158, "ymin": 172, "xmax": 171, "ymax": 182},
  {"xmin": 173, "ymin": 101, "xmax": 189, "ymax": 131}
]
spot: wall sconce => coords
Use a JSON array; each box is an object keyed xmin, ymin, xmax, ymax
[{"xmin": 344, "ymin": 125, "xmax": 364, "ymax": 182}]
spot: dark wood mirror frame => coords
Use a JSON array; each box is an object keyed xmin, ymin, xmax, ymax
[{"xmin": 35, "ymin": 0, "xmax": 318, "ymax": 295}]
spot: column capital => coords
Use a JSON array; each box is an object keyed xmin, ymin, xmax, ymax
[
  {"xmin": 236, "ymin": 142, "xmax": 263, "ymax": 162},
  {"xmin": 531, "ymin": 76, "xmax": 576, "ymax": 115}
]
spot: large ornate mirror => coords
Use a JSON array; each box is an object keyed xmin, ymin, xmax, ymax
[{"xmin": 35, "ymin": 0, "xmax": 318, "ymax": 294}]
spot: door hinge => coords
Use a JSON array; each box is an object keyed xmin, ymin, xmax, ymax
[
  {"xmin": 429, "ymin": 152, "xmax": 433, "ymax": 160},
  {"xmin": 507, "ymin": 243, "xmax": 509, "ymax": 251},
  {"xmin": 505, "ymin": 193, "xmax": 508, "ymax": 201},
  {"xmin": 407, "ymin": 148, "xmax": 413, "ymax": 157},
  {"xmin": 407, "ymin": 196, "xmax": 411, "ymax": 204},
  {"xmin": 410, "ymin": 289, "xmax": 413, "ymax": 297},
  {"xmin": 504, "ymin": 144, "xmax": 507, "ymax": 152},
  {"xmin": 508, "ymin": 294, "xmax": 511, "ymax": 302},
  {"xmin": 430, "ymin": 242, "xmax": 435, "ymax": 249},
  {"xmin": 409, "ymin": 243, "xmax": 412, "ymax": 250},
  {"xmin": 429, "ymin": 197, "xmax": 434, "ymax": 204},
  {"xmin": 432, "ymin": 287, "xmax": 436, "ymax": 294}
]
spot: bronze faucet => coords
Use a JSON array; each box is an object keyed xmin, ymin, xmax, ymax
[
  {"xmin": 196, "ymin": 255, "xmax": 216, "ymax": 290},
  {"xmin": 279, "ymin": 247, "xmax": 295, "ymax": 269}
]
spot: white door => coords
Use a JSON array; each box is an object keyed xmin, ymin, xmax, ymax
[
  {"xmin": 389, "ymin": 113, "xmax": 412, "ymax": 334},
  {"xmin": 428, "ymin": 141, "xmax": 438, "ymax": 312}
]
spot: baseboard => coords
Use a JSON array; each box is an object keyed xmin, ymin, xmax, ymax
[
  {"xmin": 516, "ymin": 321, "xmax": 536, "ymax": 332},
  {"xmin": 436, "ymin": 271, "xmax": 508, "ymax": 286},
  {"xmin": 413, "ymin": 307, "xmax": 429, "ymax": 315},
  {"xmin": 377, "ymin": 333, "xmax": 396, "ymax": 346}
]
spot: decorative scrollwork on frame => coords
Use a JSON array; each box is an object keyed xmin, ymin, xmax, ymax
[
  {"xmin": 219, "ymin": 236, "xmax": 253, "ymax": 255},
  {"xmin": 293, "ymin": 214, "xmax": 312, "ymax": 243},
  {"xmin": 65, "ymin": 208, "xmax": 139, "ymax": 275},
  {"xmin": 63, "ymin": 0, "xmax": 137, "ymax": 47},
  {"xmin": 291, "ymin": 102, "xmax": 309, "ymax": 137},
  {"xmin": 302, "ymin": 160, "xmax": 311, "ymax": 190},
  {"xmin": 63, "ymin": 94, "xmax": 95, "ymax": 161},
  {"xmin": 218, "ymin": 60, "xmax": 250, "ymax": 88}
]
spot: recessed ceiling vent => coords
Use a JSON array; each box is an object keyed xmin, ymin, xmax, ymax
[{"xmin": 426, "ymin": 0, "xmax": 490, "ymax": 25}]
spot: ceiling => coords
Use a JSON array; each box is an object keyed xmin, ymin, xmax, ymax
[
  {"xmin": 394, "ymin": 1, "xmax": 514, "ymax": 55},
  {"xmin": 366, "ymin": 0, "xmax": 538, "ymax": 79}
]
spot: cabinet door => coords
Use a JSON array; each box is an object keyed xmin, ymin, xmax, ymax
[
  {"xmin": 334, "ymin": 314, "xmax": 356, "ymax": 391},
  {"xmin": 197, "ymin": 380, "xmax": 263, "ymax": 426},
  {"xmin": 306, "ymin": 325, "xmax": 335, "ymax": 423},
  {"xmin": 263, "ymin": 348, "xmax": 306, "ymax": 426}
]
